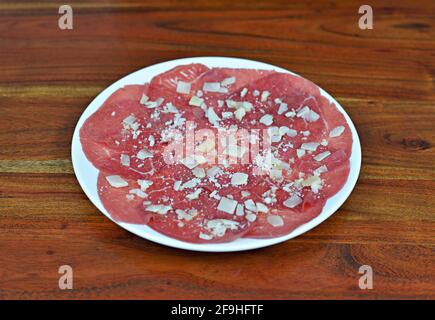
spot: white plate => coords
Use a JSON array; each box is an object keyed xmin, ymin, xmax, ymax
[{"xmin": 71, "ymin": 57, "xmax": 361, "ymax": 252}]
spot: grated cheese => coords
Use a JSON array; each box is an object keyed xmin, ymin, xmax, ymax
[
  {"xmin": 222, "ymin": 111, "xmax": 234, "ymax": 119},
  {"xmin": 173, "ymin": 180, "xmax": 182, "ymax": 191}
]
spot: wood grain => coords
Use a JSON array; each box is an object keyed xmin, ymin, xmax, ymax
[{"xmin": 0, "ymin": 0, "xmax": 434, "ymax": 299}]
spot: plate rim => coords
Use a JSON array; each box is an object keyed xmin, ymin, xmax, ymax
[{"xmin": 71, "ymin": 56, "xmax": 362, "ymax": 252}]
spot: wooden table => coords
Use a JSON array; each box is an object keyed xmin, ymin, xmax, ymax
[{"xmin": 0, "ymin": 0, "xmax": 434, "ymax": 299}]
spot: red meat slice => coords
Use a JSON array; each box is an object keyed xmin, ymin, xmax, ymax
[
  {"xmin": 147, "ymin": 63, "xmax": 210, "ymax": 102},
  {"xmin": 193, "ymin": 68, "xmax": 274, "ymax": 94},
  {"xmin": 80, "ymin": 85, "xmax": 152, "ymax": 177},
  {"xmin": 97, "ymin": 171, "xmax": 152, "ymax": 224},
  {"xmin": 245, "ymin": 191, "xmax": 325, "ymax": 238},
  {"xmin": 80, "ymin": 84, "xmax": 172, "ymax": 178}
]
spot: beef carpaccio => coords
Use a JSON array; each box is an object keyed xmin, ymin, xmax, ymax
[{"xmin": 80, "ymin": 64, "xmax": 352, "ymax": 243}]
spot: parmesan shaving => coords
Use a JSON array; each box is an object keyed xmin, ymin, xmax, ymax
[
  {"xmin": 329, "ymin": 126, "xmax": 345, "ymax": 138},
  {"xmin": 139, "ymin": 94, "xmax": 149, "ymax": 105},
  {"xmin": 192, "ymin": 167, "xmax": 206, "ymax": 178},
  {"xmin": 217, "ymin": 197, "xmax": 238, "ymax": 214},
  {"xmin": 180, "ymin": 156, "xmax": 199, "ymax": 169},
  {"xmin": 244, "ymin": 199, "xmax": 257, "ymax": 212},
  {"xmin": 186, "ymin": 188, "xmax": 203, "ymax": 200},
  {"xmin": 261, "ymin": 90, "xmax": 270, "ymax": 102},
  {"xmin": 297, "ymin": 106, "xmax": 320, "ymax": 122},
  {"xmin": 301, "ymin": 142, "xmax": 320, "ymax": 152},
  {"xmin": 136, "ymin": 149, "xmax": 153, "ymax": 160},
  {"xmin": 129, "ymin": 188, "xmax": 147, "ymax": 199},
  {"xmin": 203, "ymin": 82, "xmax": 221, "ymax": 92},
  {"xmin": 176, "ymin": 81, "xmax": 191, "ymax": 94},
  {"xmin": 313, "ymin": 151, "xmax": 331, "ymax": 162},
  {"xmin": 145, "ymin": 204, "xmax": 172, "ymax": 215},
  {"xmin": 285, "ymin": 111, "xmax": 296, "ymax": 118},
  {"xmin": 245, "ymin": 212, "xmax": 257, "ymax": 222},
  {"xmin": 120, "ymin": 154, "xmax": 130, "ymax": 167},
  {"xmin": 206, "ymin": 219, "xmax": 239, "ymax": 237},
  {"xmin": 313, "ymin": 165, "xmax": 328, "ymax": 176},
  {"xmin": 267, "ymin": 215, "xmax": 284, "ymax": 227},
  {"xmin": 234, "ymin": 108, "xmax": 246, "ymax": 121},
  {"xmin": 240, "ymin": 88, "xmax": 248, "ymax": 97},
  {"xmin": 106, "ymin": 175, "xmax": 128, "ymax": 188},
  {"xmin": 199, "ymin": 232, "xmax": 213, "ymax": 240},
  {"xmin": 173, "ymin": 180, "xmax": 182, "ymax": 191},
  {"xmin": 221, "ymin": 76, "xmax": 236, "ymax": 86},
  {"xmin": 283, "ymin": 194, "xmax": 302, "ymax": 208},
  {"xmin": 256, "ymin": 202, "xmax": 269, "ymax": 213},
  {"xmin": 236, "ymin": 204, "xmax": 245, "ymax": 216},
  {"xmin": 231, "ymin": 172, "xmax": 249, "ymax": 186},
  {"xmin": 259, "ymin": 114, "xmax": 273, "ymax": 126},
  {"xmin": 296, "ymin": 149, "xmax": 306, "ymax": 158},
  {"xmin": 137, "ymin": 179, "xmax": 153, "ymax": 191},
  {"xmin": 206, "ymin": 107, "xmax": 221, "ymax": 126},
  {"xmin": 189, "ymin": 96, "xmax": 204, "ymax": 107},
  {"xmin": 278, "ymin": 103, "xmax": 288, "ymax": 115}
]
